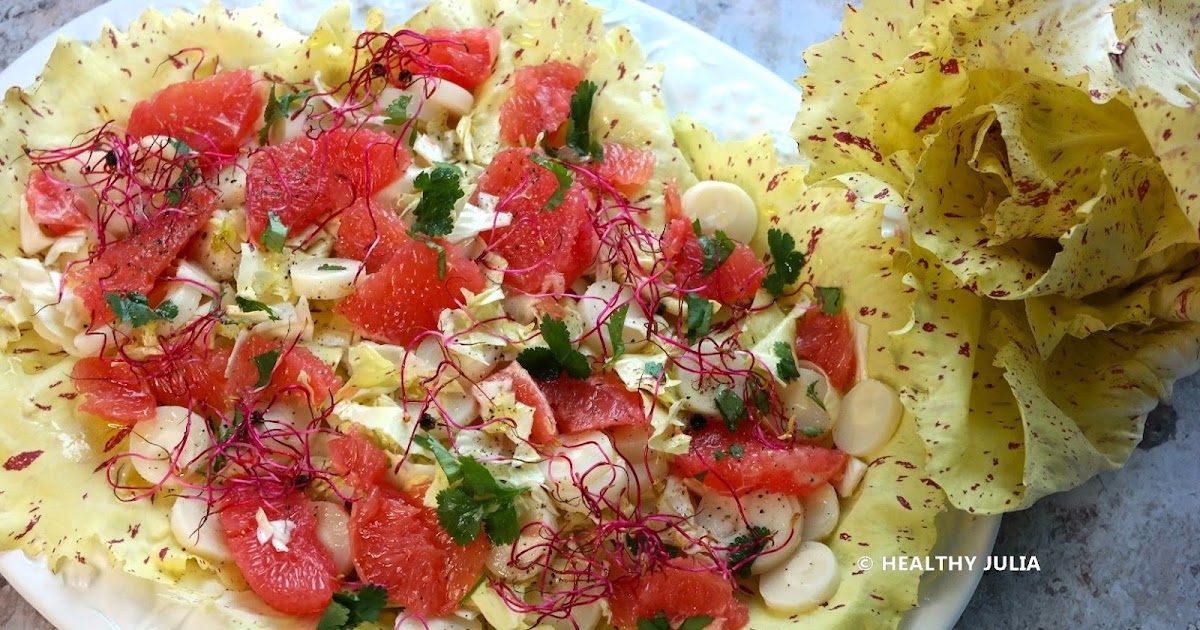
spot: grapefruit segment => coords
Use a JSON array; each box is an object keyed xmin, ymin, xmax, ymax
[
  {"xmin": 662, "ymin": 217, "xmax": 765, "ymax": 306},
  {"xmin": 794, "ymin": 310, "xmax": 857, "ymax": 393},
  {"xmin": 127, "ymin": 69, "xmax": 266, "ymax": 156},
  {"xmin": 70, "ymin": 357, "xmax": 156, "ymax": 425},
  {"xmin": 498, "ymin": 62, "xmax": 585, "ymax": 146},
  {"xmin": 672, "ymin": 424, "xmax": 847, "ymax": 497},
  {"xmin": 537, "ymin": 371, "xmax": 646, "ymax": 435},
  {"xmin": 608, "ymin": 559, "xmax": 750, "ymax": 629},
  {"xmin": 24, "ymin": 170, "xmax": 92, "ymax": 236}
]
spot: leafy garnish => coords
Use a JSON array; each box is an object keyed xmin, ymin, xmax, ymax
[
  {"xmin": 565, "ymin": 79, "xmax": 604, "ymax": 161},
  {"xmin": 317, "ymin": 263, "xmax": 346, "ymax": 271},
  {"xmin": 164, "ymin": 138, "xmax": 199, "ymax": 207},
  {"xmin": 235, "ymin": 296, "xmax": 279, "ymax": 321},
  {"xmin": 729, "ymin": 444, "xmax": 745, "ymax": 459},
  {"xmin": 410, "ymin": 162, "xmax": 464, "ymax": 238},
  {"xmin": 413, "ymin": 435, "xmax": 526, "ymax": 545},
  {"xmin": 817, "ymin": 286, "xmax": 844, "ymax": 315},
  {"xmin": 252, "ymin": 348, "xmax": 281, "ymax": 388},
  {"xmin": 516, "ymin": 314, "xmax": 592, "ymax": 380},
  {"xmin": 728, "ymin": 526, "xmax": 773, "ymax": 579},
  {"xmin": 606, "ymin": 304, "xmax": 630, "ymax": 362},
  {"xmin": 104, "ymin": 292, "xmax": 177, "ymax": 327},
  {"xmin": 773, "ymin": 341, "xmax": 800, "ymax": 382},
  {"xmin": 683, "ymin": 293, "xmax": 713, "ymax": 345},
  {"xmin": 528, "ymin": 153, "xmax": 575, "ymax": 211},
  {"xmin": 801, "ymin": 425, "xmax": 825, "ymax": 438},
  {"xmin": 715, "ymin": 385, "xmax": 747, "ymax": 432},
  {"xmin": 693, "ymin": 220, "xmax": 735, "ymax": 276},
  {"xmin": 637, "ymin": 612, "xmax": 713, "ymax": 630},
  {"xmin": 316, "ymin": 584, "xmax": 388, "ymax": 630},
  {"xmin": 410, "ymin": 233, "xmax": 448, "ymax": 281},
  {"xmin": 644, "ymin": 361, "xmax": 664, "ymax": 377},
  {"xmin": 259, "ymin": 85, "xmax": 313, "ymax": 145},
  {"xmin": 806, "ymin": 380, "xmax": 826, "ymax": 411},
  {"xmin": 262, "ymin": 211, "xmax": 287, "ymax": 252},
  {"xmin": 762, "ymin": 228, "xmax": 806, "ymax": 297},
  {"xmin": 383, "ymin": 95, "xmax": 412, "ymax": 128},
  {"xmin": 749, "ymin": 380, "xmax": 772, "ymax": 413}
]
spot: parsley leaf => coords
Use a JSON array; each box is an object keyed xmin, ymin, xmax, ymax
[
  {"xmin": 416, "ymin": 435, "xmax": 526, "ymax": 546},
  {"xmin": 762, "ymin": 228, "xmax": 805, "ymax": 297},
  {"xmin": 606, "ymin": 304, "xmax": 630, "ymax": 362},
  {"xmin": 817, "ymin": 286, "xmax": 844, "ymax": 315},
  {"xmin": 637, "ymin": 612, "xmax": 713, "ymax": 630},
  {"xmin": 410, "ymin": 163, "xmax": 464, "ymax": 238},
  {"xmin": 235, "ymin": 296, "xmax": 279, "ymax": 321},
  {"xmin": 316, "ymin": 584, "xmax": 388, "ymax": 630},
  {"xmin": 683, "ymin": 293, "xmax": 713, "ymax": 345},
  {"xmin": 516, "ymin": 315, "xmax": 592, "ymax": 380},
  {"xmin": 259, "ymin": 85, "xmax": 313, "ymax": 145},
  {"xmin": 383, "ymin": 95, "xmax": 412, "ymax": 128},
  {"xmin": 806, "ymin": 380, "xmax": 826, "ymax": 411},
  {"xmin": 773, "ymin": 341, "xmax": 800, "ymax": 382},
  {"xmin": 317, "ymin": 263, "xmax": 346, "ymax": 271},
  {"xmin": 252, "ymin": 348, "xmax": 281, "ymax": 388},
  {"xmin": 693, "ymin": 220, "xmax": 735, "ymax": 276},
  {"xmin": 104, "ymin": 292, "xmax": 177, "ymax": 327},
  {"xmin": 528, "ymin": 153, "xmax": 574, "ymax": 211},
  {"xmin": 715, "ymin": 385, "xmax": 747, "ymax": 432},
  {"xmin": 728, "ymin": 526, "xmax": 772, "ymax": 579},
  {"xmin": 262, "ymin": 211, "xmax": 287, "ymax": 252},
  {"xmin": 565, "ymin": 80, "xmax": 604, "ymax": 161}
]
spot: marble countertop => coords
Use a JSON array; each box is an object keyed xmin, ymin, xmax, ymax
[{"xmin": 1, "ymin": 1, "xmax": 1197, "ymax": 629}]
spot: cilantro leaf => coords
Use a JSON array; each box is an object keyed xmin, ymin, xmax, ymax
[
  {"xmin": 715, "ymin": 385, "xmax": 747, "ymax": 432},
  {"xmin": 683, "ymin": 293, "xmax": 713, "ymax": 345},
  {"xmin": 806, "ymin": 380, "xmax": 826, "ymax": 411},
  {"xmin": 729, "ymin": 444, "xmax": 745, "ymax": 459},
  {"xmin": 104, "ymin": 292, "xmax": 177, "ymax": 327},
  {"xmin": 749, "ymin": 380, "xmax": 772, "ymax": 413},
  {"xmin": 259, "ymin": 85, "xmax": 313, "ymax": 145},
  {"xmin": 435, "ymin": 486, "xmax": 486, "ymax": 545},
  {"xmin": 528, "ymin": 153, "xmax": 574, "ymax": 211},
  {"xmin": 606, "ymin": 304, "xmax": 630, "ymax": 362},
  {"xmin": 517, "ymin": 315, "xmax": 591, "ymax": 380},
  {"xmin": 644, "ymin": 361, "xmax": 664, "ymax": 377},
  {"xmin": 412, "ymin": 434, "xmax": 462, "ymax": 481},
  {"xmin": 410, "ymin": 233, "xmax": 448, "ymax": 280},
  {"xmin": 773, "ymin": 341, "xmax": 800, "ymax": 382},
  {"xmin": 317, "ymin": 263, "xmax": 346, "ymax": 271},
  {"xmin": 678, "ymin": 616, "xmax": 714, "ymax": 630},
  {"xmin": 253, "ymin": 348, "xmax": 281, "ymax": 388},
  {"xmin": 638, "ymin": 612, "xmax": 713, "ymax": 630},
  {"xmin": 693, "ymin": 220, "xmax": 735, "ymax": 276},
  {"xmin": 801, "ymin": 425, "xmax": 825, "ymax": 438},
  {"xmin": 565, "ymin": 80, "xmax": 604, "ymax": 161},
  {"xmin": 262, "ymin": 211, "xmax": 287, "ymax": 252},
  {"xmin": 421, "ymin": 436, "xmax": 526, "ymax": 546},
  {"xmin": 383, "ymin": 95, "xmax": 412, "ymax": 128},
  {"xmin": 235, "ymin": 296, "xmax": 279, "ymax": 321},
  {"xmin": 728, "ymin": 526, "xmax": 772, "ymax": 579},
  {"xmin": 762, "ymin": 228, "xmax": 805, "ymax": 297},
  {"xmin": 317, "ymin": 584, "xmax": 388, "ymax": 630},
  {"xmin": 817, "ymin": 286, "xmax": 844, "ymax": 315},
  {"xmin": 164, "ymin": 138, "xmax": 199, "ymax": 207},
  {"xmin": 410, "ymin": 163, "xmax": 464, "ymax": 238},
  {"xmin": 482, "ymin": 500, "xmax": 521, "ymax": 545}
]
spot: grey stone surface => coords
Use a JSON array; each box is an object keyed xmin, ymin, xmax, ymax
[{"xmin": 1, "ymin": 1, "xmax": 1198, "ymax": 629}]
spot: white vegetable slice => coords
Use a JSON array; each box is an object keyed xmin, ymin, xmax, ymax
[
  {"xmin": 800, "ymin": 483, "xmax": 839, "ymax": 541},
  {"xmin": 759, "ymin": 541, "xmax": 841, "ymax": 614},
  {"xmin": 832, "ymin": 378, "xmax": 902, "ymax": 456},
  {"xmin": 543, "ymin": 431, "xmax": 629, "ymax": 512},
  {"xmin": 169, "ymin": 496, "xmax": 232, "ymax": 564},
  {"xmin": 680, "ymin": 180, "xmax": 758, "ymax": 244},
  {"xmin": 541, "ymin": 599, "xmax": 604, "ymax": 630},
  {"xmin": 313, "ymin": 501, "xmax": 353, "ymax": 576},
  {"xmin": 695, "ymin": 491, "xmax": 803, "ymax": 575},
  {"xmin": 672, "ymin": 342, "xmax": 754, "ymax": 416},
  {"xmin": 835, "ymin": 456, "xmax": 869, "ymax": 498},
  {"xmin": 778, "ymin": 377, "xmax": 834, "ymax": 436},
  {"xmin": 128, "ymin": 406, "xmax": 212, "ymax": 487},
  {"xmin": 290, "ymin": 257, "xmax": 363, "ymax": 300}
]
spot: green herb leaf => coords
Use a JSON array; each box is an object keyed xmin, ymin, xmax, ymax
[
  {"xmin": 104, "ymin": 292, "xmax": 178, "ymax": 327},
  {"xmin": 317, "ymin": 584, "xmax": 388, "ymax": 630},
  {"xmin": 410, "ymin": 234, "xmax": 448, "ymax": 281},
  {"xmin": 644, "ymin": 361, "xmax": 664, "ymax": 377},
  {"xmin": 259, "ymin": 85, "xmax": 313, "ymax": 145},
  {"xmin": 410, "ymin": 162, "xmax": 464, "ymax": 238},
  {"xmin": 262, "ymin": 211, "xmax": 287, "ymax": 252},
  {"xmin": 773, "ymin": 341, "xmax": 800, "ymax": 382},
  {"xmin": 253, "ymin": 348, "xmax": 281, "ymax": 388},
  {"xmin": 678, "ymin": 616, "xmax": 714, "ymax": 630},
  {"xmin": 762, "ymin": 228, "xmax": 805, "ymax": 297},
  {"xmin": 421, "ymin": 436, "xmax": 526, "ymax": 546},
  {"xmin": 515, "ymin": 346, "xmax": 563, "ymax": 381},
  {"xmin": 163, "ymin": 138, "xmax": 200, "ymax": 208},
  {"xmin": 517, "ymin": 315, "xmax": 591, "ymax": 380},
  {"xmin": 235, "ymin": 296, "xmax": 279, "ymax": 321},
  {"xmin": 693, "ymin": 220, "xmax": 735, "ymax": 277},
  {"xmin": 606, "ymin": 304, "xmax": 630, "ymax": 362},
  {"xmin": 683, "ymin": 293, "xmax": 713, "ymax": 345},
  {"xmin": 729, "ymin": 444, "xmax": 745, "ymax": 459},
  {"xmin": 528, "ymin": 153, "xmax": 574, "ymax": 211},
  {"xmin": 435, "ymin": 486, "xmax": 485, "ymax": 545},
  {"xmin": 565, "ymin": 79, "xmax": 603, "ymax": 161},
  {"xmin": 412, "ymin": 434, "xmax": 462, "ymax": 481},
  {"xmin": 383, "ymin": 95, "xmax": 412, "ymax": 128},
  {"xmin": 749, "ymin": 380, "xmax": 772, "ymax": 413},
  {"xmin": 801, "ymin": 425, "xmax": 824, "ymax": 438},
  {"xmin": 817, "ymin": 286, "xmax": 844, "ymax": 315},
  {"xmin": 728, "ymin": 526, "xmax": 772, "ymax": 579},
  {"xmin": 482, "ymin": 501, "xmax": 521, "ymax": 546},
  {"xmin": 806, "ymin": 380, "xmax": 826, "ymax": 411},
  {"xmin": 637, "ymin": 612, "xmax": 714, "ymax": 630},
  {"xmin": 317, "ymin": 263, "xmax": 346, "ymax": 271},
  {"xmin": 715, "ymin": 385, "xmax": 747, "ymax": 432}
]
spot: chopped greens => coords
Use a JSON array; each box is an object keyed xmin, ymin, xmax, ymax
[
  {"xmin": 606, "ymin": 304, "xmax": 630, "ymax": 362},
  {"xmin": 644, "ymin": 361, "xmax": 665, "ymax": 377},
  {"xmin": 773, "ymin": 341, "xmax": 801, "ymax": 382},
  {"xmin": 806, "ymin": 380, "xmax": 827, "ymax": 410},
  {"xmin": 762, "ymin": 228, "xmax": 806, "ymax": 297},
  {"xmin": 252, "ymin": 348, "xmax": 281, "ymax": 388},
  {"xmin": 728, "ymin": 526, "xmax": 773, "ymax": 579},
  {"xmin": 683, "ymin": 293, "xmax": 713, "ymax": 345},
  {"xmin": 637, "ymin": 612, "xmax": 713, "ymax": 630},
  {"xmin": 410, "ymin": 162, "xmax": 464, "ymax": 238},
  {"xmin": 259, "ymin": 85, "xmax": 313, "ymax": 145},
  {"xmin": 317, "ymin": 263, "xmax": 346, "ymax": 271},
  {"xmin": 164, "ymin": 138, "xmax": 199, "ymax": 207},
  {"xmin": 694, "ymin": 220, "xmax": 735, "ymax": 276},
  {"xmin": 528, "ymin": 153, "xmax": 574, "ymax": 211},
  {"xmin": 235, "ymin": 296, "xmax": 278, "ymax": 321},
  {"xmin": 715, "ymin": 385, "xmax": 747, "ymax": 432},
  {"xmin": 817, "ymin": 286, "xmax": 844, "ymax": 315},
  {"xmin": 104, "ymin": 292, "xmax": 177, "ymax": 327},
  {"xmin": 316, "ymin": 584, "xmax": 387, "ymax": 630},
  {"xmin": 383, "ymin": 94, "xmax": 412, "ymax": 128},
  {"xmin": 262, "ymin": 211, "xmax": 287, "ymax": 252},
  {"xmin": 565, "ymin": 79, "xmax": 604, "ymax": 161},
  {"xmin": 516, "ymin": 314, "xmax": 592, "ymax": 380},
  {"xmin": 413, "ymin": 435, "xmax": 526, "ymax": 546}
]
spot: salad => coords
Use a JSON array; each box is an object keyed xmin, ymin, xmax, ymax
[{"xmin": 0, "ymin": 1, "xmax": 936, "ymax": 629}]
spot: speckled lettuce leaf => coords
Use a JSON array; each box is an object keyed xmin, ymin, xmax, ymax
[
  {"xmin": 685, "ymin": 123, "xmax": 945, "ymax": 628},
  {"xmin": 415, "ymin": 0, "xmax": 696, "ymax": 223}
]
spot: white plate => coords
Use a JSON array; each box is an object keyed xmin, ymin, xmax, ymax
[{"xmin": 0, "ymin": 1, "xmax": 1001, "ymax": 628}]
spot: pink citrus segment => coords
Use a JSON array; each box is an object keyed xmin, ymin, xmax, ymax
[
  {"xmin": 127, "ymin": 69, "xmax": 266, "ymax": 156},
  {"xmin": 498, "ymin": 62, "xmax": 585, "ymax": 146}
]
